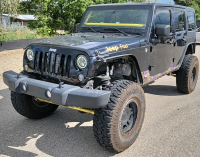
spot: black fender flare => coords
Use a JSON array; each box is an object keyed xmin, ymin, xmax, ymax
[{"xmin": 178, "ymin": 42, "xmax": 196, "ymax": 66}]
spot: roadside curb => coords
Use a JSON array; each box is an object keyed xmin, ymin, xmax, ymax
[{"xmin": 0, "ymin": 38, "xmax": 45, "ymax": 52}]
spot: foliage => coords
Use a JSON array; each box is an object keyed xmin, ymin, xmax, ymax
[
  {"xmin": 27, "ymin": 0, "xmax": 145, "ymax": 37},
  {"xmin": 18, "ymin": 0, "xmax": 42, "ymax": 14},
  {"xmin": 0, "ymin": 0, "xmax": 20, "ymax": 41},
  {"xmin": 0, "ymin": 0, "xmax": 19, "ymax": 17},
  {"xmin": 173, "ymin": 0, "xmax": 193, "ymax": 6},
  {"xmin": 0, "ymin": 23, "xmax": 39, "ymax": 41},
  {"xmin": 93, "ymin": 0, "xmax": 144, "ymax": 3},
  {"xmin": 174, "ymin": 0, "xmax": 200, "ymax": 19}
]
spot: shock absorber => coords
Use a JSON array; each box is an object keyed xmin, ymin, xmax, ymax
[
  {"xmin": 102, "ymin": 64, "xmax": 111, "ymax": 90},
  {"xmin": 101, "ymin": 78, "xmax": 110, "ymax": 90}
]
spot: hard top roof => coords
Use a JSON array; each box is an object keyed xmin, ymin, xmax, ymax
[{"xmin": 89, "ymin": 3, "xmax": 195, "ymax": 11}]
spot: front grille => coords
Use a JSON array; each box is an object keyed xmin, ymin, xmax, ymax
[{"xmin": 34, "ymin": 51, "xmax": 71, "ymax": 78}]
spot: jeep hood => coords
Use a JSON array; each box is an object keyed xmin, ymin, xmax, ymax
[{"xmin": 33, "ymin": 33, "xmax": 146, "ymax": 57}]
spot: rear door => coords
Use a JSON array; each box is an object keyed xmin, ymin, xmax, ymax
[
  {"xmin": 172, "ymin": 9, "xmax": 187, "ymax": 66},
  {"xmin": 186, "ymin": 11, "xmax": 196, "ymax": 45}
]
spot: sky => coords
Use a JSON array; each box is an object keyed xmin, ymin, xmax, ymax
[{"xmin": 160, "ymin": 0, "xmax": 175, "ymax": 4}]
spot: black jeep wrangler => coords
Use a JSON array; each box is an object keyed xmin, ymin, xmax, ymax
[{"xmin": 3, "ymin": 3, "xmax": 199, "ymax": 152}]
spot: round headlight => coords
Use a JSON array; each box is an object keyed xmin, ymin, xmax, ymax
[
  {"xmin": 76, "ymin": 55, "xmax": 87, "ymax": 69},
  {"xmin": 26, "ymin": 49, "xmax": 34, "ymax": 61}
]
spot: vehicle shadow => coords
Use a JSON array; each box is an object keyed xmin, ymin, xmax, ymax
[
  {"xmin": 143, "ymin": 84, "xmax": 185, "ymax": 96},
  {"xmin": 0, "ymin": 89, "xmax": 116, "ymax": 157},
  {"xmin": 1, "ymin": 109, "xmax": 116, "ymax": 157}
]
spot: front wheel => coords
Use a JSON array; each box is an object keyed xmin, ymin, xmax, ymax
[
  {"xmin": 93, "ymin": 80, "xmax": 145, "ymax": 152},
  {"xmin": 11, "ymin": 92, "xmax": 58, "ymax": 119}
]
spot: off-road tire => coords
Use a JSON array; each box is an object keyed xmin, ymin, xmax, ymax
[
  {"xmin": 93, "ymin": 80, "xmax": 145, "ymax": 152},
  {"xmin": 11, "ymin": 92, "xmax": 58, "ymax": 119},
  {"xmin": 176, "ymin": 55, "xmax": 199, "ymax": 94}
]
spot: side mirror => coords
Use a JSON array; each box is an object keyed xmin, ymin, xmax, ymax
[
  {"xmin": 156, "ymin": 24, "xmax": 170, "ymax": 37},
  {"xmin": 76, "ymin": 23, "xmax": 80, "ymax": 32}
]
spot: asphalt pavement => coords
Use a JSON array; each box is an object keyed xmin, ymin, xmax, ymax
[{"xmin": 0, "ymin": 47, "xmax": 200, "ymax": 157}]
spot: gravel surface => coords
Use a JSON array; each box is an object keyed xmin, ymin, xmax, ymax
[{"xmin": 0, "ymin": 49, "xmax": 24, "ymax": 78}]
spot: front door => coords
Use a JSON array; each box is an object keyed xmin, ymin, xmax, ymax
[{"xmin": 150, "ymin": 8, "xmax": 173, "ymax": 76}]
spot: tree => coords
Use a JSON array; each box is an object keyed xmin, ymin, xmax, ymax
[
  {"xmin": 174, "ymin": 0, "xmax": 200, "ymax": 19},
  {"xmin": 173, "ymin": 0, "xmax": 193, "ymax": 6},
  {"xmin": 28, "ymin": 0, "xmax": 91, "ymax": 36},
  {"xmin": 0, "ymin": 0, "xmax": 19, "ymax": 17},
  {"xmin": 18, "ymin": 0, "xmax": 42, "ymax": 14}
]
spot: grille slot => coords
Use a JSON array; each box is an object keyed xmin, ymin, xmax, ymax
[
  {"xmin": 60, "ymin": 54, "xmax": 65, "ymax": 76},
  {"xmin": 34, "ymin": 51, "xmax": 71, "ymax": 78},
  {"xmin": 44, "ymin": 52, "xmax": 48, "ymax": 73},
  {"xmin": 38, "ymin": 52, "xmax": 43, "ymax": 72},
  {"xmin": 50, "ymin": 53, "xmax": 55, "ymax": 74},
  {"xmin": 66, "ymin": 55, "xmax": 71, "ymax": 77},
  {"xmin": 54, "ymin": 54, "xmax": 60, "ymax": 75}
]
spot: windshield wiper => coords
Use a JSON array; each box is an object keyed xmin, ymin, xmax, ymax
[
  {"xmin": 103, "ymin": 28, "xmax": 129, "ymax": 36},
  {"xmin": 125, "ymin": 29, "xmax": 145, "ymax": 36},
  {"xmin": 81, "ymin": 27, "xmax": 97, "ymax": 33},
  {"xmin": 130, "ymin": 32, "xmax": 144, "ymax": 36}
]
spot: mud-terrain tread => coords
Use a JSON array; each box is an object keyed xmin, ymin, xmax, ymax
[
  {"xmin": 11, "ymin": 92, "xmax": 58, "ymax": 119},
  {"xmin": 93, "ymin": 80, "xmax": 145, "ymax": 152},
  {"xmin": 176, "ymin": 55, "xmax": 199, "ymax": 94}
]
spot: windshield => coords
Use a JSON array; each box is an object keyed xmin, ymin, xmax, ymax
[{"xmin": 80, "ymin": 5, "xmax": 151, "ymax": 33}]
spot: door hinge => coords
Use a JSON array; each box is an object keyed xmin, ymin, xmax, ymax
[
  {"xmin": 150, "ymin": 46, "xmax": 153, "ymax": 52},
  {"xmin": 149, "ymin": 65, "xmax": 154, "ymax": 71}
]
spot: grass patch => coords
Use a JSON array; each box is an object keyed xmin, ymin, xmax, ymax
[{"xmin": 0, "ymin": 23, "xmax": 43, "ymax": 41}]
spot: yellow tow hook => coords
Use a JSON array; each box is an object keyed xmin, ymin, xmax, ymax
[
  {"xmin": 171, "ymin": 74, "xmax": 176, "ymax": 77},
  {"xmin": 67, "ymin": 106, "xmax": 94, "ymax": 114},
  {"xmin": 35, "ymin": 98, "xmax": 94, "ymax": 114}
]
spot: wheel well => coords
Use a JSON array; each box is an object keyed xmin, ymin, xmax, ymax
[
  {"xmin": 92, "ymin": 56, "xmax": 143, "ymax": 89},
  {"xmin": 186, "ymin": 44, "xmax": 195, "ymax": 55},
  {"xmin": 107, "ymin": 56, "xmax": 143, "ymax": 84}
]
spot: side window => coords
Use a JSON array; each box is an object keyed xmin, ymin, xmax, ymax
[
  {"xmin": 187, "ymin": 12, "xmax": 195, "ymax": 31},
  {"xmin": 174, "ymin": 10, "xmax": 185, "ymax": 32},
  {"xmin": 155, "ymin": 9, "xmax": 171, "ymax": 25}
]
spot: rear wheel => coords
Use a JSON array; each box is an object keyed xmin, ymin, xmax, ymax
[
  {"xmin": 11, "ymin": 92, "xmax": 58, "ymax": 119},
  {"xmin": 93, "ymin": 80, "xmax": 145, "ymax": 152},
  {"xmin": 176, "ymin": 55, "xmax": 199, "ymax": 94}
]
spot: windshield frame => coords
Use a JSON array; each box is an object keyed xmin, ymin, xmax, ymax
[{"xmin": 78, "ymin": 5, "xmax": 153, "ymax": 35}]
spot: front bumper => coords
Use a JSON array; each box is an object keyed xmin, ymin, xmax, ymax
[{"xmin": 3, "ymin": 71, "xmax": 111, "ymax": 108}]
